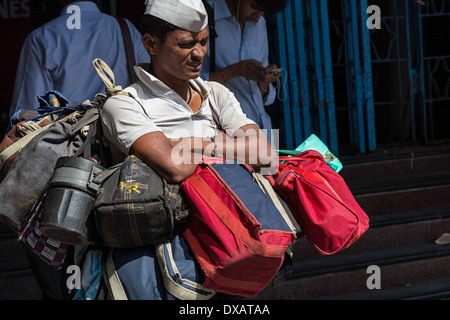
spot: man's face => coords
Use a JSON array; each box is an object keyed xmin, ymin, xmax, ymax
[
  {"xmin": 238, "ymin": 0, "xmax": 265, "ymax": 24},
  {"xmin": 147, "ymin": 27, "xmax": 209, "ymax": 83}
]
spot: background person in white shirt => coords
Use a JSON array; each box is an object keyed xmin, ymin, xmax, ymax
[{"xmin": 200, "ymin": 0, "xmax": 287, "ymax": 133}]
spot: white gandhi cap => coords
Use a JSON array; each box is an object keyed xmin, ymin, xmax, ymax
[{"xmin": 144, "ymin": 0, "xmax": 208, "ymax": 33}]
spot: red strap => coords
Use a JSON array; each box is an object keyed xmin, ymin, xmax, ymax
[
  {"xmin": 201, "ymin": 157, "xmax": 226, "ymax": 164},
  {"xmin": 278, "ymin": 163, "xmax": 326, "ymax": 183},
  {"xmin": 186, "ymin": 173, "xmax": 289, "ymax": 258},
  {"xmin": 265, "ymin": 174, "xmax": 275, "ymax": 186},
  {"xmin": 277, "ymin": 164, "xmax": 343, "ymax": 202},
  {"xmin": 277, "ymin": 150, "xmax": 324, "ymax": 163},
  {"xmin": 276, "ymin": 155, "xmax": 343, "ymax": 200}
]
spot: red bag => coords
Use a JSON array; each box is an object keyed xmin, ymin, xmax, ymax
[
  {"xmin": 181, "ymin": 161, "xmax": 298, "ymax": 297},
  {"xmin": 273, "ymin": 150, "xmax": 369, "ymax": 255}
]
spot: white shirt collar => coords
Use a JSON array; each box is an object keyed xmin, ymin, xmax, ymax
[
  {"xmin": 133, "ymin": 63, "xmax": 210, "ymax": 101},
  {"xmin": 213, "ymin": 0, "xmax": 234, "ymax": 20}
]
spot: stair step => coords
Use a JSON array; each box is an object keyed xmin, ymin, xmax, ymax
[
  {"xmin": 340, "ymin": 149, "xmax": 450, "ymax": 186},
  {"xmin": 327, "ymin": 277, "xmax": 450, "ymax": 300},
  {"xmin": 355, "ymin": 184, "xmax": 450, "ymax": 215},
  {"xmin": 349, "ymin": 172, "xmax": 450, "ymax": 196},
  {"xmin": 258, "ymin": 244, "xmax": 450, "ymax": 299},
  {"xmin": 292, "ymin": 214, "xmax": 450, "ymax": 262},
  {"xmin": 369, "ymin": 205, "xmax": 450, "ymax": 227},
  {"xmin": 290, "ymin": 242, "xmax": 450, "ymax": 278},
  {"xmin": 339, "ymin": 151, "xmax": 450, "ymax": 217}
]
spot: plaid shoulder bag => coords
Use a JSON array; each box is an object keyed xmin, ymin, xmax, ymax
[{"xmin": 93, "ymin": 155, "xmax": 189, "ymax": 248}]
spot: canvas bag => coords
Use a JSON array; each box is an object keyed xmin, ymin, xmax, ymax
[
  {"xmin": 181, "ymin": 160, "xmax": 299, "ymax": 298},
  {"xmin": 0, "ymin": 107, "xmax": 100, "ymax": 233},
  {"xmin": 0, "ymin": 118, "xmax": 51, "ymax": 183},
  {"xmin": 17, "ymin": 58, "xmax": 134, "ymax": 245},
  {"xmin": 93, "ymin": 155, "xmax": 189, "ymax": 247},
  {"xmin": 103, "ymin": 227, "xmax": 214, "ymax": 300},
  {"xmin": 273, "ymin": 150, "xmax": 370, "ymax": 255},
  {"xmin": 0, "ymin": 90, "xmax": 93, "ymax": 185},
  {"xmin": 154, "ymin": 226, "xmax": 216, "ymax": 300},
  {"xmin": 91, "ymin": 59, "xmax": 191, "ymax": 248},
  {"xmin": 103, "ymin": 245, "xmax": 166, "ymax": 300}
]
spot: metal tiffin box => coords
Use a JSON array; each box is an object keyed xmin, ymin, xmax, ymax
[{"xmin": 39, "ymin": 156, "xmax": 104, "ymax": 245}]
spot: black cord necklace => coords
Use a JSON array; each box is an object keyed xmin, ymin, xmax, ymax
[{"xmin": 186, "ymin": 83, "xmax": 192, "ymax": 104}]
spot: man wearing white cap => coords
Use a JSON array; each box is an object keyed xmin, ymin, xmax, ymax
[
  {"xmin": 98, "ymin": 0, "xmax": 277, "ymax": 299},
  {"xmin": 101, "ymin": 0, "xmax": 276, "ymax": 182}
]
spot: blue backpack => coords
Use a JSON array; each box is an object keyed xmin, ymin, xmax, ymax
[{"xmin": 103, "ymin": 227, "xmax": 215, "ymax": 300}]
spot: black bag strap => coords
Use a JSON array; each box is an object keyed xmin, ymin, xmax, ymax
[
  {"xmin": 72, "ymin": 107, "xmax": 100, "ymax": 159},
  {"xmin": 202, "ymin": 0, "xmax": 217, "ymax": 72},
  {"xmin": 116, "ymin": 17, "xmax": 138, "ymax": 83},
  {"xmin": 209, "ymin": 100, "xmax": 223, "ymax": 132}
]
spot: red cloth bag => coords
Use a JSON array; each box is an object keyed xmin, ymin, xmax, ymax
[
  {"xmin": 181, "ymin": 161, "xmax": 297, "ymax": 297},
  {"xmin": 273, "ymin": 150, "xmax": 369, "ymax": 255}
]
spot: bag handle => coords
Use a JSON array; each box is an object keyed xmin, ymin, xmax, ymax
[
  {"xmin": 277, "ymin": 150, "xmax": 301, "ymax": 156},
  {"xmin": 277, "ymin": 163, "xmax": 326, "ymax": 184},
  {"xmin": 92, "ymin": 58, "xmax": 149, "ymax": 120},
  {"xmin": 277, "ymin": 159, "xmax": 343, "ymax": 202},
  {"xmin": 92, "ymin": 58, "xmax": 129, "ymax": 97}
]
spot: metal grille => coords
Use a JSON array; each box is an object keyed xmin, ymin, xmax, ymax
[{"xmin": 268, "ymin": 0, "xmax": 450, "ymax": 154}]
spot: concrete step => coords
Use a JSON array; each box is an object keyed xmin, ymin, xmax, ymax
[
  {"xmin": 327, "ymin": 277, "xmax": 450, "ymax": 300},
  {"xmin": 339, "ymin": 150, "xmax": 450, "ymax": 216},
  {"xmin": 258, "ymin": 243, "xmax": 450, "ymax": 300},
  {"xmin": 349, "ymin": 171, "xmax": 450, "ymax": 196},
  {"xmin": 340, "ymin": 148, "xmax": 450, "ymax": 186},
  {"xmin": 291, "ymin": 211, "xmax": 450, "ymax": 262},
  {"xmin": 355, "ymin": 184, "xmax": 450, "ymax": 216}
]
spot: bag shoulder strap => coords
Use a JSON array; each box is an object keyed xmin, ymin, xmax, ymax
[
  {"xmin": 0, "ymin": 109, "xmax": 92, "ymax": 170},
  {"xmin": 208, "ymin": 99, "xmax": 223, "ymax": 132},
  {"xmin": 103, "ymin": 249, "xmax": 128, "ymax": 300},
  {"xmin": 155, "ymin": 242, "xmax": 216, "ymax": 300},
  {"xmin": 202, "ymin": 0, "xmax": 217, "ymax": 72},
  {"xmin": 93, "ymin": 58, "xmax": 149, "ymax": 118},
  {"xmin": 116, "ymin": 17, "xmax": 138, "ymax": 83},
  {"xmin": 0, "ymin": 122, "xmax": 52, "ymax": 170}
]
